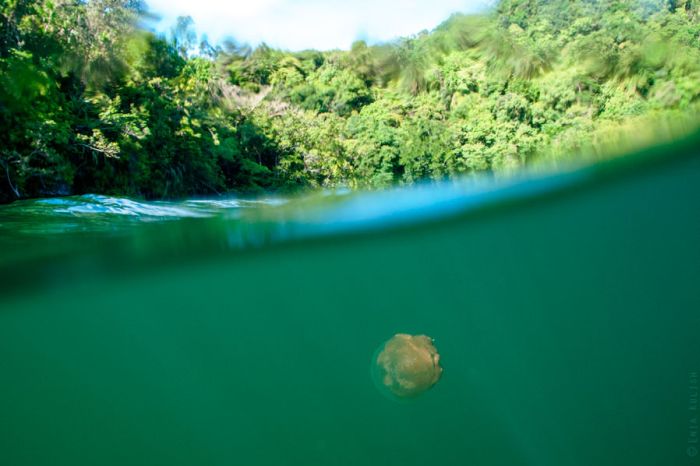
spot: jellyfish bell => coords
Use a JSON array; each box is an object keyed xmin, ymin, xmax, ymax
[{"xmin": 371, "ymin": 333, "xmax": 443, "ymax": 401}]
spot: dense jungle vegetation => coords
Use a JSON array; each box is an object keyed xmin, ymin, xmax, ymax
[{"xmin": 1, "ymin": 0, "xmax": 699, "ymax": 203}]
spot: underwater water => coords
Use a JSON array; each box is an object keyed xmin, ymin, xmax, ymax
[{"xmin": 0, "ymin": 133, "xmax": 699, "ymax": 466}]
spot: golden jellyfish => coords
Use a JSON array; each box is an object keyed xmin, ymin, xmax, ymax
[{"xmin": 371, "ymin": 334, "xmax": 443, "ymax": 401}]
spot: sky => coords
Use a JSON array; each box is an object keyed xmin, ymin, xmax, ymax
[{"xmin": 145, "ymin": 0, "xmax": 491, "ymax": 51}]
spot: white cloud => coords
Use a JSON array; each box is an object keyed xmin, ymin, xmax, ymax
[{"xmin": 145, "ymin": 0, "xmax": 490, "ymax": 51}]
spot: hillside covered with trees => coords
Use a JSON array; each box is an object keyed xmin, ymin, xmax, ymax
[{"xmin": 1, "ymin": 0, "xmax": 699, "ymax": 203}]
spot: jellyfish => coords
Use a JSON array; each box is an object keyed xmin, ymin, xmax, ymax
[{"xmin": 371, "ymin": 333, "xmax": 443, "ymax": 401}]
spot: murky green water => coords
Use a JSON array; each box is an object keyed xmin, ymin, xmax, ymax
[{"xmin": 1, "ymin": 134, "xmax": 699, "ymax": 466}]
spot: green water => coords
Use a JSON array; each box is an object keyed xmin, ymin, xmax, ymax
[{"xmin": 1, "ymin": 134, "xmax": 699, "ymax": 466}]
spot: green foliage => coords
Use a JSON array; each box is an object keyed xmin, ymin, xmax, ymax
[
  {"xmin": 1, "ymin": 0, "xmax": 699, "ymax": 203},
  {"xmin": 282, "ymin": 64, "xmax": 372, "ymax": 116}
]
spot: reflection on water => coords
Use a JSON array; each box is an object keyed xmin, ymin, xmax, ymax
[
  {"xmin": 0, "ymin": 194, "xmax": 287, "ymax": 235},
  {"xmin": 0, "ymin": 168, "xmax": 578, "ymax": 245},
  {"xmin": 0, "ymin": 170, "xmax": 572, "ymax": 283}
]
